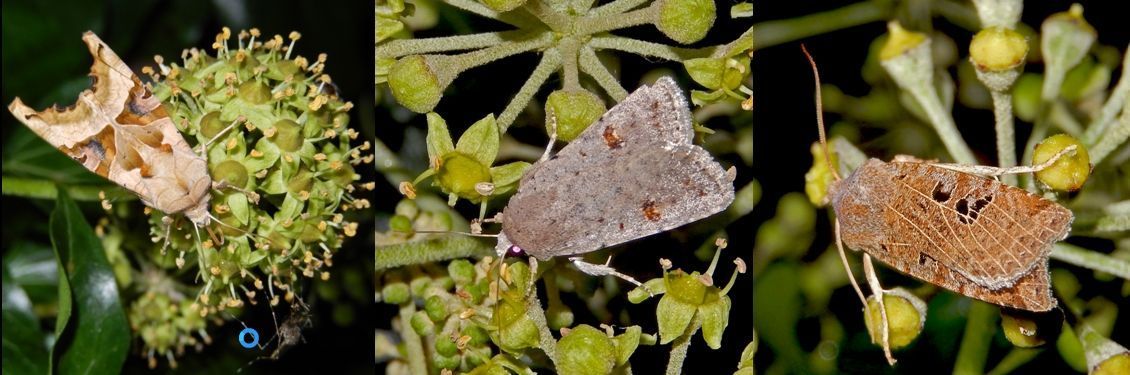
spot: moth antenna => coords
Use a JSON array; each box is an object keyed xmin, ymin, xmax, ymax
[
  {"xmin": 801, "ymin": 45, "xmax": 841, "ymax": 182},
  {"xmin": 408, "ymin": 229, "xmax": 499, "ymax": 238},
  {"xmin": 540, "ymin": 107, "xmax": 559, "ymax": 163}
]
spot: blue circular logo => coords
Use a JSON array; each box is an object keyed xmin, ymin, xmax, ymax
[{"xmin": 238, "ymin": 327, "xmax": 259, "ymax": 349}]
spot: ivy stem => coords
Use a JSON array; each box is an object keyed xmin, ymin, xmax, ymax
[
  {"xmin": 575, "ymin": 6, "xmax": 656, "ymax": 36},
  {"xmin": 589, "ymin": 0, "xmax": 649, "ymax": 16},
  {"xmin": 377, "ymin": 31, "xmax": 527, "ymax": 59},
  {"xmin": 374, "ymin": 236, "xmax": 493, "ymax": 271},
  {"xmin": 525, "ymin": 286, "xmax": 559, "ymax": 364},
  {"xmin": 1051, "ymin": 243, "xmax": 1130, "ymax": 280},
  {"xmin": 985, "ymin": 348, "xmax": 1042, "ymax": 375},
  {"xmin": 524, "ymin": 0, "xmax": 570, "ymax": 31},
  {"xmin": 561, "ymin": 37, "xmax": 582, "ymax": 91},
  {"xmin": 580, "ymin": 46, "xmax": 629, "ymax": 101},
  {"xmin": 442, "ymin": 0, "xmax": 541, "ymax": 28},
  {"xmin": 752, "ymin": 1, "xmax": 890, "ymax": 50},
  {"xmin": 587, "ymin": 35, "xmax": 699, "ymax": 61},
  {"xmin": 990, "ymin": 89, "xmax": 1019, "ymax": 186},
  {"xmin": 497, "ymin": 48, "xmax": 562, "ymax": 132},
  {"xmin": 448, "ymin": 32, "xmax": 555, "ymax": 74},
  {"xmin": 953, "ymin": 301, "xmax": 997, "ymax": 374},
  {"xmin": 665, "ymin": 314, "xmax": 702, "ymax": 375},
  {"xmin": 1081, "ymin": 48, "xmax": 1130, "ymax": 154}
]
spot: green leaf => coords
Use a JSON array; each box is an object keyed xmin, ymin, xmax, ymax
[
  {"xmin": 426, "ymin": 112, "xmax": 455, "ymax": 165},
  {"xmin": 49, "ymin": 188, "xmax": 129, "ymax": 375},
  {"xmin": 455, "ymin": 114, "xmax": 500, "ymax": 167},
  {"xmin": 2, "ymin": 261, "xmax": 50, "ymax": 375}
]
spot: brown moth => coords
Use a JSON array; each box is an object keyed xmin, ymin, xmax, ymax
[
  {"xmin": 8, "ymin": 32, "xmax": 212, "ymax": 227},
  {"xmin": 802, "ymin": 46, "xmax": 1074, "ymax": 364}
]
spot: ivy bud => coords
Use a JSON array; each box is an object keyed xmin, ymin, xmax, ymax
[
  {"xmin": 1001, "ymin": 308, "xmax": 1061, "ymax": 348},
  {"xmin": 448, "ymin": 259, "xmax": 476, "ymax": 285},
  {"xmin": 863, "ymin": 289, "xmax": 926, "ymax": 350},
  {"xmin": 425, "ymin": 295, "xmax": 449, "ymax": 322},
  {"xmin": 382, "ymin": 282, "xmax": 411, "ymax": 304},
  {"xmin": 545, "ymin": 89, "xmax": 605, "ymax": 142},
  {"xmin": 557, "ymin": 325, "xmax": 616, "ymax": 375},
  {"xmin": 1040, "ymin": 4, "xmax": 1096, "ymax": 101},
  {"xmin": 655, "ymin": 0, "xmax": 715, "ymax": 44},
  {"xmin": 970, "ymin": 27, "xmax": 1028, "ymax": 71},
  {"xmin": 388, "ymin": 55, "xmax": 450, "ymax": 113},
  {"xmin": 1033, "ymin": 134, "xmax": 1091, "ymax": 191}
]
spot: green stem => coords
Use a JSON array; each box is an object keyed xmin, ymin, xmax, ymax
[
  {"xmin": 665, "ymin": 314, "xmax": 702, "ymax": 375},
  {"xmin": 525, "ymin": 288, "xmax": 559, "ymax": 364},
  {"xmin": 524, "ymin": 0, "xmax": 570, "ymax": 31},
  {"xmin": 497, "ymin": 48, "xmax": 562, "ymax": 132},
  {"xmin": 589, "ymin": 0, "xmax": 649, "ymax": 16},
  {"xmin": 1087, "ymin": 105, "xmax": 1130, "ymax": 165},
  {"xmin": 375, "ymin": 236, "xmax": 494, "ymax": 270},
  {"xmin": 579, "ymin": 45, "xmax": 629, "ymax": 101},
  {"xmin": 985, "ymin": 348, "xmax": 1043, "ymax": 375},
  {"xmin": 576, "ymin": 6, "xmax": 657, "ymax": 36},
  {"xmin": 587, "ymin": 35, "xmax": 700, "ymax": 61},
  {"xmin": 377, "ymin": 31, "xmax": 528, "ymax": 59},
  {"xmin": 990, "ymin": 89, "xmax": 1018, "ymax": 186},
  {"xmin": 450, "ymin": 32, "xmax": 556, "ymax": 73},
  {"xmin": 953, "ymin": 301, "xmax": 997, "ymax": 375},
  {"xmin": 1051, "ymin": 243, "xmax": 1130, "ymax": 280},
  {"xmin": 442, "ymin": 0, "xmax": 541, "ymax": 28},
  {"xmin": 1081, "ymin": 48, "xmax": 1130, "ymax": 146},
  {"xmin": 399, "ymin": 303, "xmax": 429, "ymax": 375},
  {"xmin": 561, "ymin": 37, "xmax": 582, "ymax": 90},
  {"xmin": 752, "ymin": 1, "xmax": 890, "ymax": 50}
]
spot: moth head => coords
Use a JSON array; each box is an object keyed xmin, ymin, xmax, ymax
[{"xmin": 183, "ymin": 198, "xmax": 212, "ymax": 227}]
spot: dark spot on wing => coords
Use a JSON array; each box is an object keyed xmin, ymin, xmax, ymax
[
  {"xmin": 931, "ymin": 182, "xmax": 951, "ymax": 203},
  {"xmin": 956, "ymin": 199, "xmax": 971, "ymax": 224},
  {"xmin": 918, "ymin": 252, "xmax": 935, "ymax": 266},
  {"xmin": 603, "ymin": 126, "xmax": 624, "ymax": 149},
  {"xmin": 619, "ymin": 223, "xmax": 624, "ymax": 230},
  {"xmin": 641, "ymin": 200, "xmax": 661, "ymax": 221}
]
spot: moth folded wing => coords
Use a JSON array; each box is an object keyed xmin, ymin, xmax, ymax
[
  {"xmin": 502, "ymin": 144, "xmax": 734, "ymax": 260},
  {"xmin": 111, "ymin": 121, "xmax": 211, "ymax": 216}
]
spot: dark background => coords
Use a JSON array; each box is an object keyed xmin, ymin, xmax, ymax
[
  {"xmin": 754, "ymin": 1, "xmax": 1127, "ymax": 374},
  {"xmin": 2, "ymin": 0, "xmax": 376, "ymax": 373}
]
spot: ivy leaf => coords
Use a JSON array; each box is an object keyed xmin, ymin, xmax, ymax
[
  {"xmin": 49, "ymin": 188, "xmax": 129, "ymax": 374},
  {"xmin": 2, "ymin": 261, "xmax": 49, "ymax": 375}
]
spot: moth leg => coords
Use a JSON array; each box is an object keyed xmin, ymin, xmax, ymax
[
  {"xmin": 212, "ymin": 179, "xmax": 261, "ymax": 204},
  {"xmin": 539, "ymin": 108, "xmax": 559, "ymax": 163},
  {"xmin": 526, "ymin": 257, "xmax": 539, "ymax": 297},
  {"xmin": 834, "ymin": 220, "xmax": 868, "ymax": 306},
  {"xmin": 198, "ymin": 116, "xmax": 245, "ymax": 154},
  {"xmin": 568, "ymin": 256, "xmax": 653, "ymax": 296},
  {"xmin": 160, "ymin": 215, "xmax": 175, "ymax": 255},
  {"xmin": 863, "ymin": 254, "xmax": 897, "ymax": 365},
  {"xmin": 927, "ymin": 145, "xmax": 1078, "ymax": 177}
]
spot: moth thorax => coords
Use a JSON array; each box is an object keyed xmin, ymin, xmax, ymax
[{"xmin": 183, "ymin": 197, "xmax": 213, "ymax": 227}]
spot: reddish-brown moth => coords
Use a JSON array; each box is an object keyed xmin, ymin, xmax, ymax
[
  {"xmin": 802, "ymin": 46, "xmax": 1075, "ymax": 365},
  {"xmin": 7, "ymin": 31, "xmax": 228, "ymax": 256}
]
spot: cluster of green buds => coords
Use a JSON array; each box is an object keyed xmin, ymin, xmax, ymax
[
  {"xmin": 124, "ymin": 27, "xmax": 371, "ymax": 361},
  {"xmin": 128, "ymin": 290, "xmax": 216, "ymax": 369}
]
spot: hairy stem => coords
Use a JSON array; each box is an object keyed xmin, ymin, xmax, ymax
[
  {"xmin": 588, "ymin": 35, "xmax": 700, "ymax": 61},
  {"xmin": 990, "ymin": 90, "xmax": 1018, "ymax": 186},
  {"xmin": 1051, "ymin": 243, "xmax": 1130, "ymax": 280},
  {"xmin": 665, "ymin": 314, "xmax": 701, "ymax": 375},
  {"xmin": 374, "ymin": 236, "xmax": 493, "ymax": 270},
  {"xmin": 377, "ymin": 31, "xmax": 529, "ymax": 59},
  {"xmin": 442, "ymin": 0, "xmax": 541, "ymax": 28},
  {"xmin": 590, "ymin": 0, "xmax": 650, "ymax": 16},
  {"xmin": 497, "ymin": 48, "xmax": 562, "ymax": 132},
  {"xmin": 580, "ymin": 45, "xmax": 629, "ymax": 101},
  {"xmin": 399, "ymin": 303, "xmax": 429, "ymax": 374}
]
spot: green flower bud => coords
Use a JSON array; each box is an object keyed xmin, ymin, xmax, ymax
[
  {"xmin": 546, "ymin": 303, "xmax": 575, "ymax": 330},
  {"xmin": 389, "ymin": 55, "xmax": 450, "ymax": 113},
  {"xmin": 410, "ymin": 310, "xmax": 435, "ymax": 335},
  {"xmin": 863, "ymin": 289, "xmax": 925, "ymax": 350},
  {"xmin": 434, "ymin": 352, "xmax": 461, "ymax": 370},
  {"xmin": 389, "ymin": 215, "xmax": 413, "ymax": 235},
  {"xmin": 545, "ymin": 89, "xmax": 605, "ymax": 142},
  {"xmin": 1040, "ymin": 4, "xmax": 1096, "ymax": 101},
  {"xmin": 557, "ymin": 325, "xmax": 616, "ymax": 375},
  {"xmin": 1058, "ymin": 322, "xmax": 1088, "ymax": 372},
  {"xmin": 382, "ymin": 282, "xmax": 411, "ymax": 304},
  {"xmin": 464, "ymin": 325, "xmax": 490, "ymax": 346},
  {"xmin": 448, "ymin": 259, "xmax": 476, "ymax": 285},
  {"xmin": 212, "ymin": 160, "xmax": 250, "ymax": 188},
  {"xmin": 970, "ymin": 27, "xmax": 1028, "ymax": 72},
  {"xmin": 273, "ymin": 119, "xmax": 304, "ymax": 152},
  {"xmin": 1001, "ymin": 308, "xmax": 1060, "ymax": 348},
  {"xmin": 199, "ymin": 111, "xmax": 226, "ymax": 139},
  {"xmin": 804, "ymin": 142, "xmax": 838, "ymax": 206},
  {"xmin": 655, "ymin": 0, "xmax": 716, "ymax": 44},
  {"xmin": 1094, "ymin": 352, "xmax": 1130, "ymax": 375},
  {"xmin": 880, "ymin": 21, "xmax": 927, "ymax": 61},
  {"xmin": 1033, "ymin": 134, "xmax": 1091, "ymax": 191},
  {"xmin": 425, "ymin": 295, "xmax": 449, "ymax": 322},
  {"xmin": 436, "ymin": 335, "xmax": 459, "ymax": 357}
]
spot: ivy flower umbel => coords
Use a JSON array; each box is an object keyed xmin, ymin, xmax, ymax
[{"xmin": 129, "ymin": 27, "xmax": 371, "ymax": 359}]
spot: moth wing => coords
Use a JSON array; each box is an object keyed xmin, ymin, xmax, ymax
[
  {"xmin": 501, "ymin": 144, "xmax": 734, "ymax": 259},
  {"xmin": 541, "ymin": 77, "xmax": 694, "ymax": 181},
  {"xmin": 7, "ymin": 32, "xmax": 210, "ymax": 216},
  {"xmin": 836, "ymin": 161, "xmax": 1071, "ymax": 297}
]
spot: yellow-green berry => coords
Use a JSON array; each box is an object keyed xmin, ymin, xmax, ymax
[
  {"xmin": 655, "ymin": 0, "xmax": 716, "ymax": 44},
  {"xmin": 970, "ymin": 27, "xmax": 1028, "ymax": 71},
  {"xmin": 863, "ymin": 290, "xmax": 925, "ymax": 350},
  {"xmin": 545, "ymin": 89, "xmax": 605, "ymax": 142},
  {"xmin": 557, "ymin": 325, "xmax": 617, "ymax": 375},
  {"xmin": 1093, "ymin": 352, "xmax": 1130, "ymax": 375},
  {"xmin": 1033, "ymin": 134, "xmax": 1090, "ymax": 191},
  {"xmin": 880, "ymin": 21, "xmax": 927, "ymax": 61}
]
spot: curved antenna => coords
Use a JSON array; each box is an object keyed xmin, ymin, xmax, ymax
[{"xmin": 800, "ymin": 45, "xmax": 841, "ymax": 182}]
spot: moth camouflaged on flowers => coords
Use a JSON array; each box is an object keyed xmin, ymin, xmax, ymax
[
  {"xmin": 8, "ymin": 32, "xmax": 230, "ymax": 250},
  {"xmin": 8, "ymin": 32, "xmax": 211, "ymax": 219}
]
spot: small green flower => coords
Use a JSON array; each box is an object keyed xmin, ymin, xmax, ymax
[
  {"xmin": 653, "ymin": 241, "xmax": 745, "ymax": 349},
  {"xmin": 408, "ymin": 113, "xmax": 530, "ymax": 206}
]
